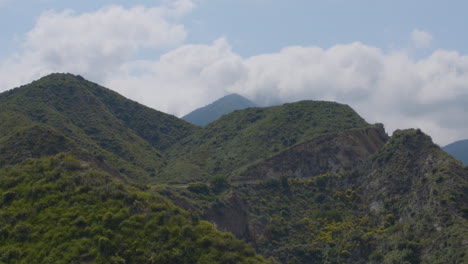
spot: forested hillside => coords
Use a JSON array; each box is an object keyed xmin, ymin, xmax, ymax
[
  {"xmin": 163, "ymin": 100, "xmax": 372, "ymax": 183},
  {"xmin": 0, "ymin": 154, "xmax": 271, "ymax": 263},
  {"xmin": 0, "ymin": 73, "xmax": 197, "ymax": 183},
  {"xmin": 0, "ymin": 74, "xmax": 466, "ymax": 263}
]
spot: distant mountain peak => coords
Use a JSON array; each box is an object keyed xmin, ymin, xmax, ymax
[
  {"xmin": 182, "ymin": 93, "xmax": 257, "ymax": 126},
  {"xmin": 443, "ymin": 139, "xmax": 468, "ymax": 165},
  {"xmin": 218, "ymin": 93, "xmax": 250, "ymax": 100}
]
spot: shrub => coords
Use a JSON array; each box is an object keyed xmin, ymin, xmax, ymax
[
  {"xmin": 210, "ymin": 175, "xmax": 230, "ymax": 194},
  {"xmin": 2, "ymin": 191, "xmax": 16, "ymax": 205},
  {"xmin": 187, "ymin": 182, "xmax": 210, "ymax": 195}
]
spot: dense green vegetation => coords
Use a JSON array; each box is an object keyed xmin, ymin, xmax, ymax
[
  {"xmin": 360, "ymin": 129, "xmax": 468, "ymax": 263},
  {"xmin": 160, "ymin": 130, "xmax": 468, "ymax": 264},
  {"xmin": 0, "ymin": 74, "xmax": 466, "ymax": 263},
  {"xmin": 182, "ymin": 94, "xmax": 257, "ymax": 126},
  {"xmin": 163, "ymin": 100, "xmax": 371, "ymax": 183},
  {"xmin": 0, "ymin": 154, "xmax": 271, "ymax": 264},
  {"xmin": 162, "ymin": 173, "xmax": 384, "ymax": 263},
  {"xmin": 0, "ymin": 73, "xmax": 197, "ymax": 182},
  {"xmin": 0, "ymin": 74, "xmax": 378, "ymax": 184},
  {"xmin": 443, "ymin": 139, "xmax": 468, "ymax": 165},
  {"xmin": 0, "ymin": 74, "xmax": 370, "ymax": 185}
]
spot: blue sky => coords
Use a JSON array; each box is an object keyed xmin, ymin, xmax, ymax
[
  {"xmin": 0, "ymin": 0, "xmax": 467, "ymax": 145},
  {"xmin": 186, "ymin": 0, "xmax": 468, "ymax": 56},
  {"xmin": 2, "ymin": 0, "xmax": 467, "ymax": 58}
]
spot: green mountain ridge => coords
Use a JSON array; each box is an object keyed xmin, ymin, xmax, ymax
[
  {"xmin": 182, "ymin": 94, "xmax": 257, "ymax": 126},
  {"xmin": 164, "ymin": 100, "xmax": 372, "ymax": 183},
  {"xmin": 0, "ymin": 73, "xmax": 466, "ymax": 263},
  {"xmin": 163, "ymin": 129, "xmax": 468, "ymax": 263},
  {"xmin": 0, "ymin": 73, "xmax": 197, "ymax": 182}
]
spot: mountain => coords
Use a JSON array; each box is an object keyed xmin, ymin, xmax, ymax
[
  {"xmin": 164, "ymin": 100, "xmax": 373, "ymax": 183},
  {"xmin": 0, "ymin": 73, "xmax": 198, "ymax": 182},
  {"xmin": 0, "ymin": 74, "xmax": 272, "ymax": 263},
  {"xmin": 182, "ymin": 94, "xmax": 257, "ymax": 126},
  {"xmin": 0, "ymin": 74, "xmax": 466, "ymax": 263},
  {"xmin": 162, "ymin": 129, "xmax": 468, "ymax": 264},
  {"xmin": 443, "ymin": 139, "xmax": 468, "ymax": 165},
  {"xmin": 238, "ymin": 125, "xmax": 388, "ymax": 182},
  {"xmin": 0, "ymin": 153, "xmax": 271, "ymax": 264}
]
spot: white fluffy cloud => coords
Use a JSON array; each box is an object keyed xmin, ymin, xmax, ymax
[
  {"xmin": 105, "ymin": 38, "xmax": 246, "ymax": 115},
  {"xmin": 236, "ymin": 46, "xmax": 468, "ymax": 145},
  {"xmin": 106, "ymin": 39, "xmax": 468, "ymax": 145},
  {"xmin": 411, "ymin": 29, "xmax": 433, "ymax": 49},
  {"xmin": 0, "ymin": 8, "xmax": 467, "ymax": 146},
  {"xmin": 0, "ymin": 1, "xmax": 193, "ymax": 89}
]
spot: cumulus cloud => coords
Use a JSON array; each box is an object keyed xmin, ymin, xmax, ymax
[
  {"xmin": 105, "ymin": 38, "xmax": 246, "ymax": 115},
  {"xmin": 236, "ymin": 45, "xmax": 468, "ymax": 145},
  {"xmin": 0, "ymin": 1, "xmax": 193, "ymax": 89},
  {"xmin": 105, "ymin": 40, "xmax": 468, "ymax": 145},
  {"xmin": 411, "ymin": 29, "xmax": 433, "ymax": 49}
]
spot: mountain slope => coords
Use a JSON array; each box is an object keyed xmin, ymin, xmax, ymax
[
  {"xmin": 360, "ymin": 129, "xmax": 468, "ymax": 263},
  {"xmin": 182, "ymin": 94, "xmax": 257, "ymax": 126},
  {"xmin": 161, "ymin": 129, "xmax": 468, "ymax": 264},
  {"xmin": 0, "ymin": 153, "xmax": 271, "ymax": 264},
  {"xmin": 238, "ymin": 125, "xmax": 388, "ymax": 182},
  {"xmin": 163, "ymin": 101, "xmax": 373, "ymax": 183},
  {"xmin": 1, "ymin": 74, "xmax": 466, "ymax": 263},
  {"xmin": 0, "ymin": 73, "xmax": 198, "ymax": 182},
  {"xmin": 443, "ymin": 139, "xmax": 468, "ymax": 165}
]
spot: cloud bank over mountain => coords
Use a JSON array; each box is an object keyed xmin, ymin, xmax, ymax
[{"xmin": 0, "ymin": 1, "xmax": 467, "ymax": 145}]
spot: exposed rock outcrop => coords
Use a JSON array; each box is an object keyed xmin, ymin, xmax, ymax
[
  {"xmin": 203, "ymin": 190, "xmax": 251, "ymax": 240},
  {"xmin": 238, "ymin": 126, "xmax": 388, "ymax": 181}
]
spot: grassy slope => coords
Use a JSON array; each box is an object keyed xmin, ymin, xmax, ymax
[
  {"xmin": 0, "ymin": 73, "xmax": 197, "ymax": 183},
  {"xmin": 162, "ymin": 101, "xmax": 371, "ymax": 183},
  {"xmin": 0, "ymin": 154, "xmax": 272, "ymax": 264}
]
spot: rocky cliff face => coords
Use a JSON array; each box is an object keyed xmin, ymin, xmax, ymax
[
  {"xmin": 203, "ymin": 191, "xmax": 251, "ymax": 239},
  {"xmin": 238, "ymin": 126, "xmax": 388, "ymax": 182}
]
